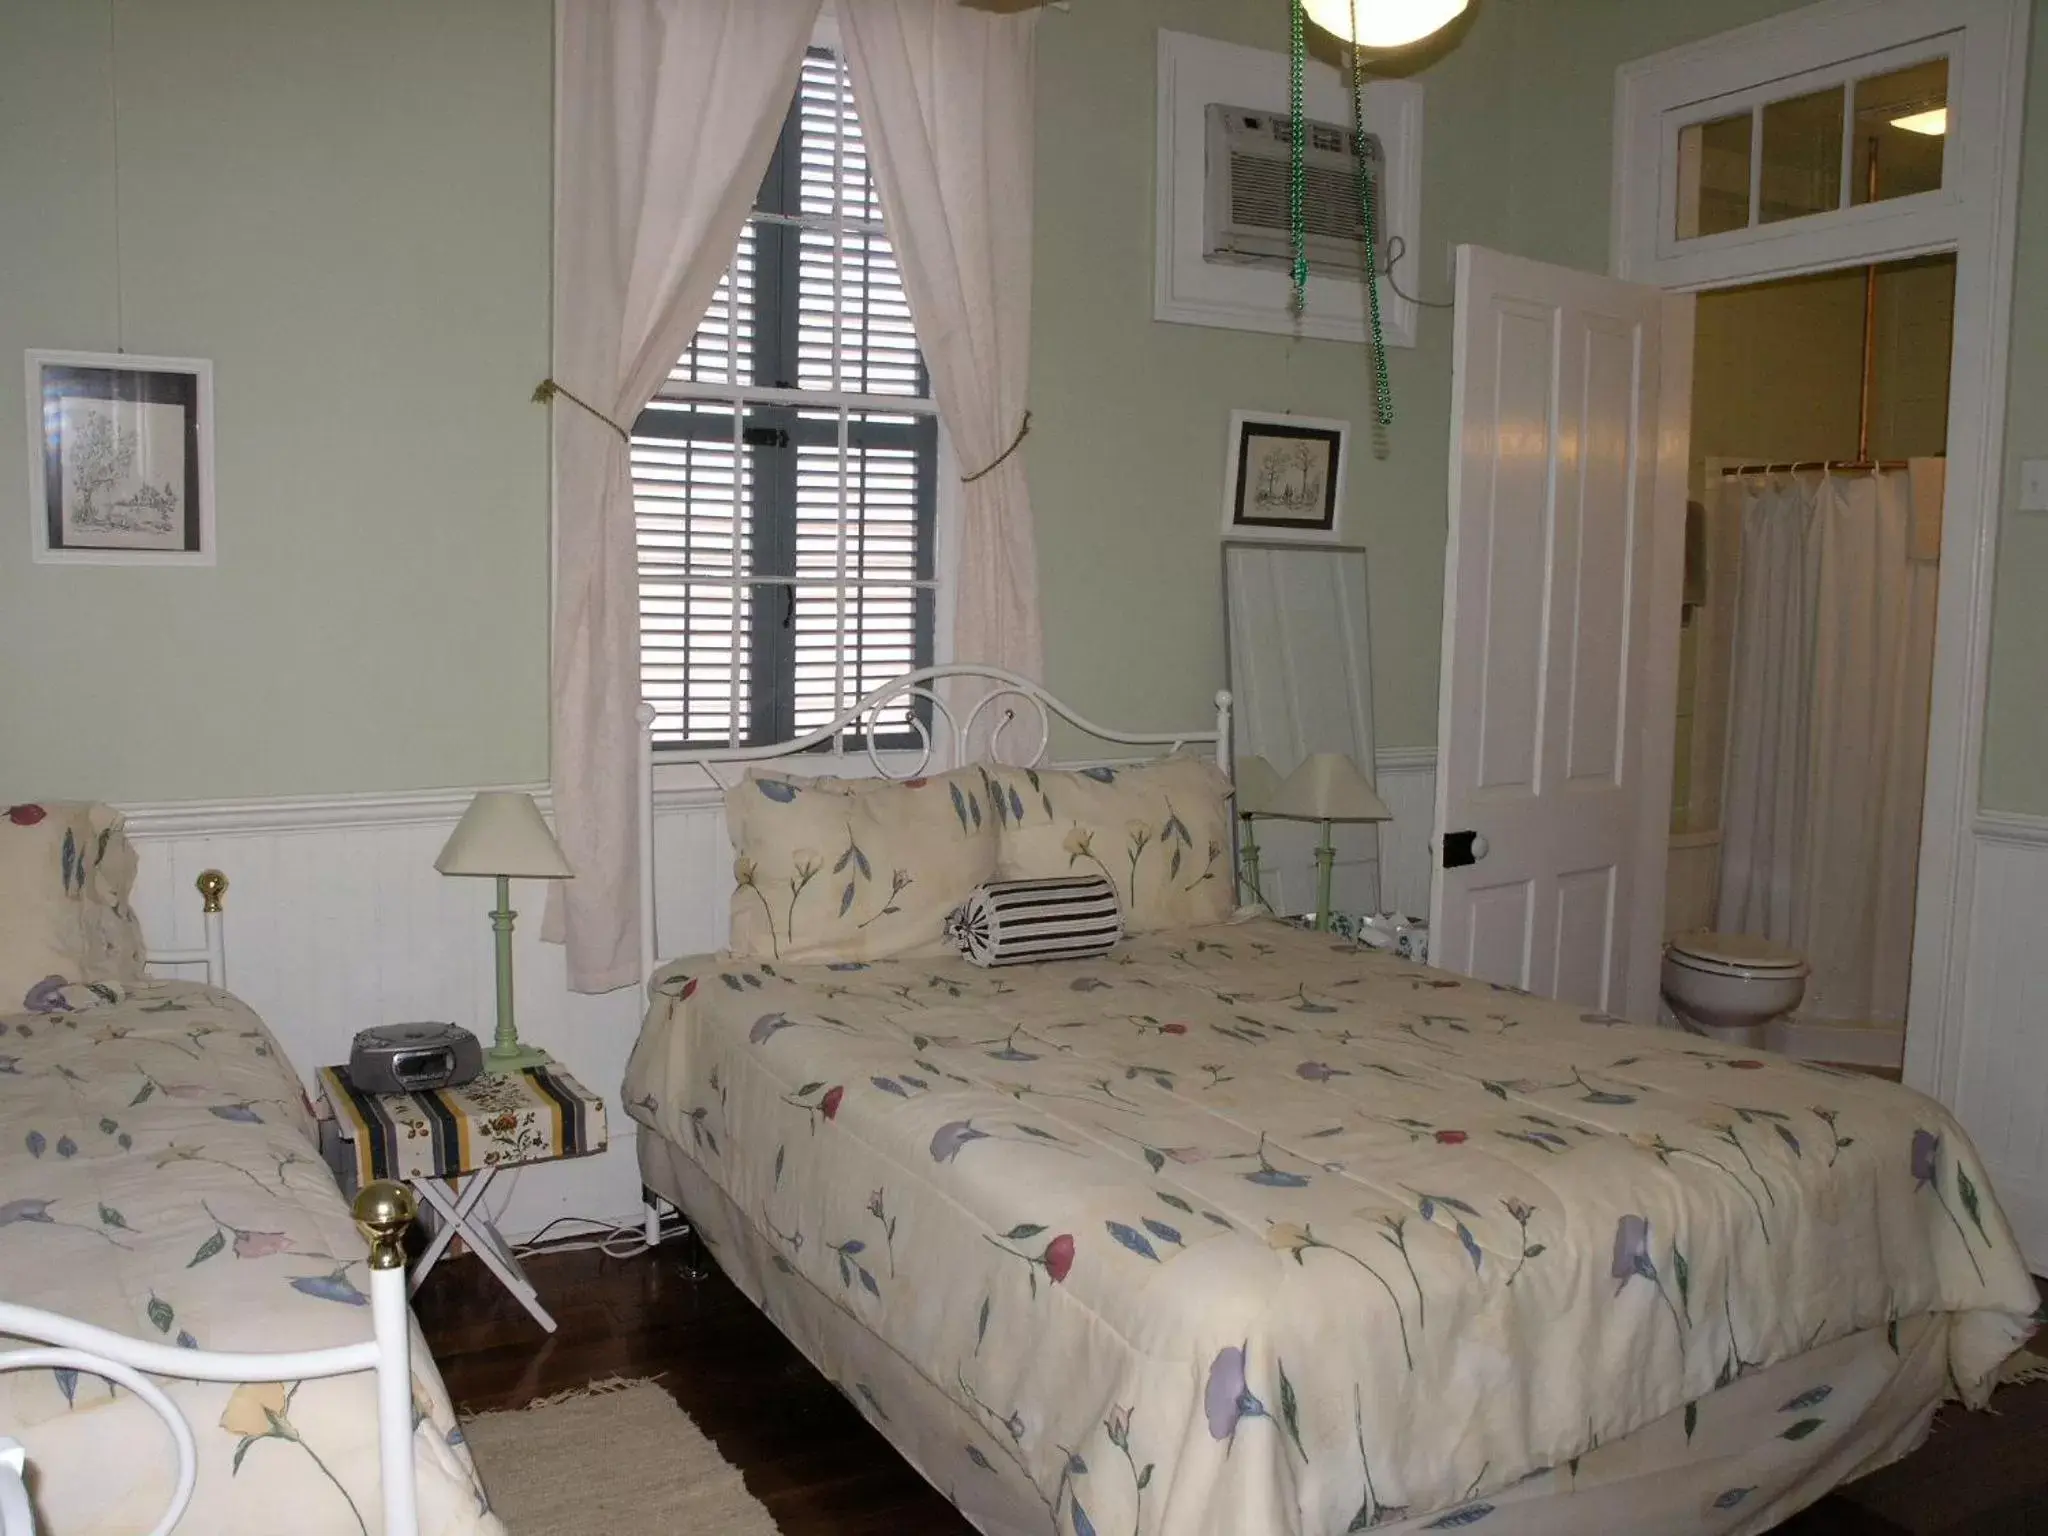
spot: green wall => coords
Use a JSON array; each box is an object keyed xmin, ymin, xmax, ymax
[
  {"xmin": 0, "ymin": 0, "xmax": 552, "ymax": 802},
  {"xmin": 1028, "ymin": 0, "xmax": 1512, "ymax": 753},
  {"xmin": 1980, "ymin": 9, "xmax": 2048, "ymax": 815},
  {"xmin": 5, "ymin": 0, "xmax": 2044, "ymax": 815}
]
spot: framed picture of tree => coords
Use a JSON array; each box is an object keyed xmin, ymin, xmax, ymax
[
  {"xmin": 1222, "ymin": 410, "xmax": 1348, "ymax": 543},
  {"xmin": 25, "ymin": 350, "xmax": 214, "ymax": 566}
]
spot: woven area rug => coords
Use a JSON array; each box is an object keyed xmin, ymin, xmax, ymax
[
  {"xmin": 1996, "ymin": 1347, "xmax": 2048, "ymax": 1388},
  {"xmin": 462, "ymin": 1377, "xmax": 782, "ymax": 1534}
]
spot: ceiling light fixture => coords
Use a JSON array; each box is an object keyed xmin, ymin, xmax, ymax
[
  {"xmin": 1300, "ymin": 0, "xmax": 1469, "ymax": 50},
  {"xmin": 1890, "ymin": 106, "xmax": 1948, "ymax": 136}
]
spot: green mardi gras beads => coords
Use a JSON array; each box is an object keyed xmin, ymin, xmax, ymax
[
  {"xmin": 1288, "ymin": 0, "xmax": 1395, "ymax": 428},
  {"xmin": 1349, "ymin": 0, "xmax": 1394, "ymax": 427},
  {"xmin": 1289, "ymin": 0, "xmax": 1309, "ymax": 310}
]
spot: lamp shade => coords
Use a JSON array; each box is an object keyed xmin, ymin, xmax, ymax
[
  {"xmin": 435, "ymin": 792, "xmax": 574, "ymax": 879},
  {"xmin": 1302, "ymin": 0, "xmax": 1469, "ymax": 49},
  {"xmin": 1234, "ymin": 755, "xmax": 1284, "ymax": 816},
  {"xmin": 1267, "ymin": 752, "xmax": 1393, "ymax": 823}
]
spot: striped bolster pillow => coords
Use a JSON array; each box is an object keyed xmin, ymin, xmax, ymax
[{"xmin": 947, "ymin": 876, "xmax": 1123, "ymax": 967}]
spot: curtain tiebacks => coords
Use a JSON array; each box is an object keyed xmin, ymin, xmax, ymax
[
  {"xmin": 536, "ymin": 380, "xmax": 1029, "ymax": 473},
  {"xmin": 962, "ymin": 411, "xmax": 1032, "ymax": 484},
  {"xmin": 533, "ymin": 378, "xmax": 630, "ymax": 443}
]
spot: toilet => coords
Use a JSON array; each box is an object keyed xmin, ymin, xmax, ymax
[{"xmin": 1660, "ymin": 931, "xmax": 1809, "ymax": 1049}]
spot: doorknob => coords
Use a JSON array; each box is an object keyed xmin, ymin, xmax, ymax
[{"xmin": 1442, "ymin": 830, "xmax": 1489, "ymax": 869}]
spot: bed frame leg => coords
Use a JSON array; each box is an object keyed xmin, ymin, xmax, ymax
[
  {"xmin": 675, "ymin": 1224, "xmax": 712, "ymax": 1282},
  {"xmin": 642, "ymin": 1185, "xmax": 714, "ymax": 1280}
]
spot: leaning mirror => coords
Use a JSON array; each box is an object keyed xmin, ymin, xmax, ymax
[{"xmin": 1222, "ymin": 541, "xmax": 1383, "ymax": 920}]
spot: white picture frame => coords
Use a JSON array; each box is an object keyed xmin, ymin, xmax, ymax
[
  {"xmin": 1222, "ymin": 410, "xmax": 1350, "ymax": 542},
  {"xmin": 25, "ymin": 349, "xmax": 216, "ymax": 567}
]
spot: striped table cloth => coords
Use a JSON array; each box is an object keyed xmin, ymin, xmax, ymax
[{"xmin": 316, "ymin": 1062, "xmax": 607, "ymax": 1185}]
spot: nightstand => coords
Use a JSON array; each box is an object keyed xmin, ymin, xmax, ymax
[{"xmin": 315, "ymin": 1062, "xmax": 608, "ymax": 1334}]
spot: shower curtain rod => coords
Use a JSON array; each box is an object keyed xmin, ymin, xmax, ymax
[{"xmin": 1720, "ymin": 458, "xmax": 1911, "ymax": 475}]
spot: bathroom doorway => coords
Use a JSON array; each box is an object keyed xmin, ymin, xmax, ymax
[{"xmin": 1668, "ymin": 251, "xmax": 1957, "ymax": 1070}]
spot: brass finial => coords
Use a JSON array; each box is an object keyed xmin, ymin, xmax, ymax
[
  {"xmin": 196, "ymin": 869, "xmax": 228, "ymax": 914},
  {"xmin": 352, "ymin": 1180, "xmax": 417, "ymax": 1272}
]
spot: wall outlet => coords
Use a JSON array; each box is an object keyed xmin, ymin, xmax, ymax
[{"xmin": 2020, "ymin": 458, "xmax": 2048, "ymax": 514}]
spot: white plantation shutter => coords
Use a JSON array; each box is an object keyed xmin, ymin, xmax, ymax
[{"xmin": 634, "ymin": 46, "xmax": 936, "ymax": 749}]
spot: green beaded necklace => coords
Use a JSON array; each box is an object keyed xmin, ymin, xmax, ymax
[{"xmin": 1288, "ymin": 0, "xmax": 1395, "ymax": 429}]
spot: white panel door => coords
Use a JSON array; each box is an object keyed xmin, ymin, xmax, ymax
[
  {"xmin": 1431, "ymin": 245, "xmax": 1689, "ymax": 1019},
  {"xmin": 1225, "ymin": 542, "xmax": 1379, "ymax": 916}
]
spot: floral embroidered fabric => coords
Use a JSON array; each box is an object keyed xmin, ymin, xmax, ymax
[
  {"xmin": 726, "ymin": 767, "xmax": 1000, "ymax": 963},
  {"xmin": 0, "ymin": 801, "xmax": 146, "ymax": 1006},
  {"xmin": 982, "ymin": 756, "xmax": 1235, "ymax": 932},
  {"xmin": 0, "ymin": 979, "xmax": 502, "ymax": 1535},
  {"xmin": 624, "ymin": 918, "xmax": 2035, "ymax": 1534}
]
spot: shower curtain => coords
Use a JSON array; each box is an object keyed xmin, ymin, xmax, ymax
[{"xmin": 1714, "ymin": 463, "xmax": 1941, "ymax": 1024}]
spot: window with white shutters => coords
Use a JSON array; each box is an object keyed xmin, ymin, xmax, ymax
[{"xmin": 634, "ymin": 45, "xmax": 937, "ymax": 750}]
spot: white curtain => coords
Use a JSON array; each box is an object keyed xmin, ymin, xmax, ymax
[
  {"xmin": 839, "ymin": 0, "xmax": 1043, "ymax": 684},
  {"xmin": 548, "ymin": 0, "xmax": 822, "ymax": 993},
  {"xmin": 1715, "ymin": 465, "xmax": 1940, "ymax": 1023}
]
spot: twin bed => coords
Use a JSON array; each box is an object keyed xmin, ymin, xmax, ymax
[
  {"xmin": 0, "ymin": 813, "xmax": 499, "ymax": 1534},
  {"xmin": 623, "ymin": 666, "xmax": 2039, "ymax": 1536}
]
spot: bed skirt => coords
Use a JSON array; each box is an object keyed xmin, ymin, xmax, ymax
[{"xmin": 641, "ymin": 1130, "xmax": 1950, "ymax": 1536}]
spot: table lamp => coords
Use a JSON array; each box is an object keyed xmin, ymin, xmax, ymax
[
  {"xmin": 1266, "ymin": 752, "xmax": 1393, "ymax": 931},
  {"xmin": 436, "ymin": 791, "xmax": 574, "ymax": 1072},
  {"xmin": 1234, "ymin": 754, "xmax": 1282, "ymax": 908}
]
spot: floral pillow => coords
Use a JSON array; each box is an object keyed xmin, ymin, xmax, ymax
[
  {"xmin": 979, "ymin": 755, "xmax": 1234, "ymax": 932},
  {"xmin": 726, "ymin": 768, "xmax": 1000, "ymax": 962},
  {"xmin": 0, "ymin": 801, "xmax": 147, "ymax": 1009}
]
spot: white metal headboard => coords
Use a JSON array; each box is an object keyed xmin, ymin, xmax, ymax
[
  {"xmin": 635, "ymin": 664, "xmax": 1233, "ymax": 985},
  {"xmin": 144, "ymin": 870, "xmax": 229, "ymax": 989}
]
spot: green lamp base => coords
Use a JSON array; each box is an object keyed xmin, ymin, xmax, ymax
[
  {"xmin": 482, "ymin": 876, "xmax": 550, "ymax": 1075},
  {"xmin": 485, "ymin": 1041, "xmax": 551, "ymax": 1074}
]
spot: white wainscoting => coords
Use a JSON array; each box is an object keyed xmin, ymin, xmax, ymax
[
  {"xmin": 1370, "ymin": 747, "xmax": 1437, "ymax": 920},
  {"xmin": 122, "ymin": 749, "xmax": 1441, "ymax": 1243},
  {"xmin": 125, "ymin": 785, "xmax": 734, "ymax": 1242},
  {"xmin": 1948, "ymin": 812, "xmax": 2048, "ymax": 1274},
  {"xmin": 1246, "ymin": 748, "xmax": 1436, "ymax": 923}
]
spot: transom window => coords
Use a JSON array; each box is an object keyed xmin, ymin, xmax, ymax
[
  {"xmin": 1672, "ymin": 46, "xmax": 1951, "ymax": 244},
  {"xmin": 633, "ymin": 45, "xmax": 937, "ymax": 750}
]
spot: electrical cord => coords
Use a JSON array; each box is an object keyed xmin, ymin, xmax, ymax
[
  {"xmin": 513, "ymin": 1210, "xmax": 691, "ymax": 1261},
  {"xmin": 1381, "ymin": 235, "xmax": 1458, "ymax": 310}
]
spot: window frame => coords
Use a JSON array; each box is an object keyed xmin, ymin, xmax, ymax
[
  {"xmin": 633, "ymin": 38, "xmax": 953, "ymax": 760},
  {"xmin": 1613, "ymin": 0, "xmax": 1993, "ymax": 290}
]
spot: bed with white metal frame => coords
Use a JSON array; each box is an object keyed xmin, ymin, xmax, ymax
[
  {"xmin": 630, "ymin": 662, "xmax": 1234, "ymax": 1243},
  {"xmin": 616, "ymin": 664, "xmax": 2043, "ymax": 1536},
  {"xmin": 0, "ymin": 871, "xmax": 423, "ymax": 1536}
]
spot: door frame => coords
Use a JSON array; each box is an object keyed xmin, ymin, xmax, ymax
[{"xmin": 1610, "ymin": 0, "xmax": 2032, "ymax": 1099}]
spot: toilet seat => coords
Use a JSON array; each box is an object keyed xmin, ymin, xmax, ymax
[{"xmin": 1664, "ymin": 931, "xmax": 1808, "ymax": 981}]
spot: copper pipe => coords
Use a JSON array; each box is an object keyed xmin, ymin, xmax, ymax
[{"xmin": 1856, "ymin": 137, "xmax": 1882, "ymax": 462}]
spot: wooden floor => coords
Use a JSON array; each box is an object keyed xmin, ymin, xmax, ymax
[{"xmin": 418, "ymin": 1243, "xmax": 2048, "ymax": 1535}]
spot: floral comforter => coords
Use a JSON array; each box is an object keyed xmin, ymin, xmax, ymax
[
  {"xmin": 0, "ymin": 979, "xmax": 502, "ymax": 1535},
  {"xmin": 624, "ymin": 918, "xmax": 2037, "ymax": 1534}
]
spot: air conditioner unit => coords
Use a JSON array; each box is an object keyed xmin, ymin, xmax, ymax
[{"xmin": 1204, "ymin": 103, "xmax": 1387, "ymax": 280}]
